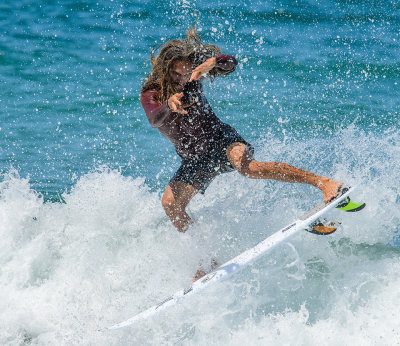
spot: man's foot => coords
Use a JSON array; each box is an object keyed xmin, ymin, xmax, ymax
[
  {"xmin": 319, "ymin": 179, "xmax": 342, "ymax": 203},
  {"xmin": 191, "ymin": 269, "xmax": 206, "ymax": 282},
  {"xmin": 191, "ymin": 258, "xmax": 218, "ymax": 283}
]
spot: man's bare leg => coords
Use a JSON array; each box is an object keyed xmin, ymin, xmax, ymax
[
  {"xmin": 161, "ymin": 181, "xmax": 198, "ymax": 232},
  {"xmin": 227, "ymin": 143, "xmax": 342, "ymax": 203},
  {"xmin": 162, "ymin": 181, "xmax": 217, "ymax": 281}
]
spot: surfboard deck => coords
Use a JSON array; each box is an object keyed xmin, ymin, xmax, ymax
[{"xmin": 102, "ymin": 186, "xmax": 362, "ymax": 331}]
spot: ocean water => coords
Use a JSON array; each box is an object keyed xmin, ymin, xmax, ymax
[{"xmin": 1, "ymin": 0, "xmax": 400, "ymax": 345}]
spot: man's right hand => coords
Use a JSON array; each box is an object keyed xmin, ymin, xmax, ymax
[{"xmin": 168, "ymin": 93, "xmax": 187, "ymax": 114}]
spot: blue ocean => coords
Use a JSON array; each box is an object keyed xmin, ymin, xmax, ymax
[{"xmin": 1, "ymin": 0, "xmax": 399, "ymax": 344}]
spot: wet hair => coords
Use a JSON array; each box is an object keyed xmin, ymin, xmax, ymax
[{"xmin": 141, "ymin": 26, "xmax": 221, "ymax": 104}]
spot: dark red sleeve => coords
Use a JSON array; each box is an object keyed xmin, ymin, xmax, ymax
[
  {"xmin": 140, "ymin": 90, "xmax": 175, "ymax": 128},
  {"xmin": 215, "ymin": 54, "xmax": 238, "ymax": 73}
]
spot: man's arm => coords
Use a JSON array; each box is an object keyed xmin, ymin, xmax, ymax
[
  {"xmin": 189, "ymin": 54, "xmax": 238, "ymax": 82},
  {"xmin": 140, "ymin": 90, "xmax": 176, "ymax": 128}
]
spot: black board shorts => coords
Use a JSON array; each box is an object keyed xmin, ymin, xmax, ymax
[{"xmin": 169, "ymin": 124, "xmax": 254, "ymax": 194}]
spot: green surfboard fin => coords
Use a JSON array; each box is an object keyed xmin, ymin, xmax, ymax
[{"xmin": 336, "ymin": 197, "xmax": 366, "ymax": 212}]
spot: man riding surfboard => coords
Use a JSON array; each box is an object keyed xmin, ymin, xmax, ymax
[{"xmin": 140, "ymin": 27, "xmax": 341, "ymax": 234}]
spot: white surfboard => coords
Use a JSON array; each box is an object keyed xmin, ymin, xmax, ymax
[{"xmin": 103, "ymin": 186, "xmax": 357, "ymax": 331}]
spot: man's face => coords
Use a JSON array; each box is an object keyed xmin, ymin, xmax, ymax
[{"xmin": 169, "ymin": 60, "xmax": 192, "ymax": 91}]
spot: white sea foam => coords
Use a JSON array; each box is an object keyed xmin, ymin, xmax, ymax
[{"xmin": 1, "ymin": 127, "xmax": 400, "ymax": 345}]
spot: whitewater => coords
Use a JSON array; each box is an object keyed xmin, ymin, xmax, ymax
[{"xmin": 2, "ymin": 126, "xmax": 400, "ymax": 345}]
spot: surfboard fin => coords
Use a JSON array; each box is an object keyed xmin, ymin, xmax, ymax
[
  {"xmin": 306, "ymin": 220, "xmax": 338, "ymax": 235},
  {"xmin": 336, "ymin": 197, "xmax": 366, "ymax": 212}
]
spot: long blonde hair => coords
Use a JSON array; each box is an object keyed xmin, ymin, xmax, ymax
[{"xmin": 141, "ymin": 26, "xmax": 222, "ymax": 104}]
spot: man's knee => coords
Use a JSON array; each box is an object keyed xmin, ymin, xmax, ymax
[
  {"xmin": 226, "ymin": 143, "xmax": 252, "ymax": 176},
  {"xmin": 161, "ymin": 189, "xmax": 175, "ymax": 211},
  {"xmin": 161, "ymin": 186, "xmax": 188, "ymax": 213},
  {"xmin": 229, "ymin": 155, "xmax": 248, "ymax": 175},
  {"xmin": 230, "ymin": 155, "xmax": 262, "ymax": 178}
]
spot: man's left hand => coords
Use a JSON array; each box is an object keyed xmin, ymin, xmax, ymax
[{"xmin": 189, "ymin": 57, "xmax": 217, "ymax": 82}]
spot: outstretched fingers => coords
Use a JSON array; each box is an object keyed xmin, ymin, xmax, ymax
[{"xmin": 168, "ymin": 92, "xmax": 187, "ymax": 114}]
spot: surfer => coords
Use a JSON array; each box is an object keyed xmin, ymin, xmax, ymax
[{"xmin": 141, "ymin": 27, "xmax": 342, "ymax": 233}]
